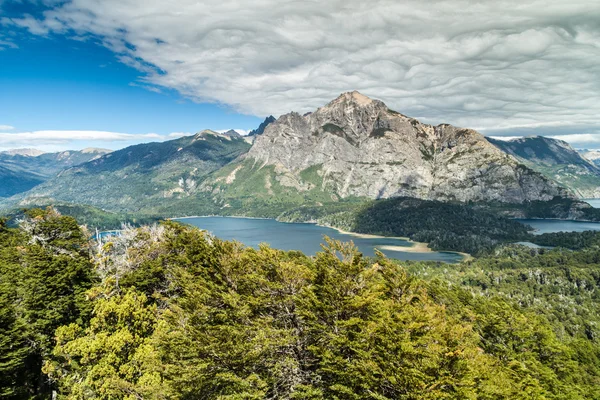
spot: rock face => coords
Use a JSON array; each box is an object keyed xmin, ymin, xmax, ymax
[
  {"xmin": 248, "ymin": 116, "xmax": 276, "ymax": 136},
  {"xmin": 246, "ymin": 91, "xmax": 567, "ymax": 203},
  {"xmin": 489, "ymin": 137, "xmax": 600, "ymax": 199}
]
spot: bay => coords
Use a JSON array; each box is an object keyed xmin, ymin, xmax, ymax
[
  {"xmin": 518, "ymin": 219, "xmax": 600, "ymax": 234},
  {"xmin": 175, "ymin": 216, "xmax": 464, "ymax": 263}
]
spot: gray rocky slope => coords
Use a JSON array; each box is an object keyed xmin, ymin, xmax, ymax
[{"xmin": 244, "ymin": 91, "xmax": 568, "ymax": 203}]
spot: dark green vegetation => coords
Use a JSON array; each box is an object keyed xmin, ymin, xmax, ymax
[
  {"xmin": 485, "ymin": 196, "xmax": 600, "ymax": 221},
  {"xmin": 2, "ymin": 208, "xmax": 600, "ymax": 399},
  {"xmin": 531, "ymin": 230, "xmax": 600, "ymax": 250},
  {"xmin": 487, "ymin": 136, "xmax": 600, "ymax": 198},
  {"xmin": 0, "ymin": 149, "xmax": 110, "ymax": 197},
  {"xmin": 280, "ymin": 197, "xmax": 533, "ymax": 255},
  {"xmin": 0, "ymin": 209, "xmax": 96, "ymax": 398}
]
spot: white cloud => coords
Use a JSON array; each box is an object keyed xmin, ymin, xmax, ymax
[
  {"xmin": 4, "ymin": 0, "xmax": 600, "ymax": 139},
  {"xmin": 549, "ymin": 133, "xmax": 600, "ymax": 147},
  {"xmin": 0, "ymin": 125, "xmax": 15, "ymax": 131},
  {"xmin": 487, "ymin": 136, "xmax": 524, "ymax": 142},
  {"xmin": 0, "ymin": 130, "xmax": 188, "ymax": 152}
]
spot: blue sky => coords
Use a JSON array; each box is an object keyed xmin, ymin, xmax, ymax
[
  {"xmin": 1, "ymin": 0, "xmax": 600, "ymax": 151},
  {"xmin": 0, "ymin": 1, "xmax": 262, "ymax": 151}
]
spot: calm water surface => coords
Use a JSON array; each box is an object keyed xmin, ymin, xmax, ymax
[
  {"xmin": 518, "ymin": 199, "xmax": 600, "ymax": 234},
  {"xmin": 584, "ymin": 199, "xmax": 600, "ymax": 208},
  {"xmin": 176, "ymin": 217, "xmax": 464, "ymax": 263}
]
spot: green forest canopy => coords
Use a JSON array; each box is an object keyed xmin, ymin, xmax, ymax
[{"xmin": 1, "ymin": 207, "xmax": 599, "ymax": 399}]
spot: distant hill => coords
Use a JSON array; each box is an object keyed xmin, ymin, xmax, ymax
[
  {"xmin": 579, "ymin": 149, "xmax": 600, "ymax": 167},
  {"xmin": 2, "ymin": 148, "xmax": 46, "ymax": 157},
  {"xmin": 11, "ymin": 131, "xmax": 251, "ymax": 214},
  {"xmin": 488, "ymin": 136, "xmax": 600, "ymax": 198},
  {"xmin": 0, "ymin": 148, "xmax": 112, "ymax": 197}
]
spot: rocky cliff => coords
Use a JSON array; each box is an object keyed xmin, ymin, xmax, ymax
[{"xmin": 242, "ymin": 91, "xmax": 567, "ymax": 203}]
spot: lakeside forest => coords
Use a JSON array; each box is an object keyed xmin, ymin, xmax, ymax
[
  {"xmin": 7, "ymin": 196, "xmax": 599, "ymax": 257},
  {"xmin": 2, "ymin": 207, "xmax": 600, "ymax": 399}
]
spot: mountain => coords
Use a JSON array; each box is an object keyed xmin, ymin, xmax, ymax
[
  {"xmin": 221, "ymin": 129, "xmax": 242, "ymax": 138},
  {"xmin": 0, "ymin": 148, "xmax": 112, "ymax": 197},
  {"xmin": 0, "ymin": 165, "xmax": 46, "ymax": 198},
  {"xmin": 202, "ymin": 91, "xmax": 567, "ymax": 210},
  {"xmin": 248, "ymin": 116, "xmax": 276, "ymax": 136},
  {"xmin": 2, "ymin": 148, "xmax": 46, "ymax": 157},
  {"xmin": 11, "ymin": 131, "xmax": 251, "ymax": 213},
  {"xmin": 488, "ymin": 136, "xmax": 600, "ymax": 198},
  {"xmin": 8, "ymin": 92, "xmax": 591, "ymax": 222},
  {"xmin": 579, "ymin": 149, "xmax": 600, "ymax": 167}
]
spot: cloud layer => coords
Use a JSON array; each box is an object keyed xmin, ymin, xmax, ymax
[
  {"xmin": 0, "ymin": 130, "xmax": 190, "ymax": 152},
  {"xmin": 3, "ymin": 0, "xmax": 600, "ymax": 142}
]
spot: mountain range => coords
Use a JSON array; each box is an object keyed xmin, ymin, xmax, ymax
[
  {"xmin": 0, "ymin": 148, "xmax": 110, "ymax": 197},
  {"xmin": 488, "ymin": 136, "xmax": 600, "ymax": 198},
  {"xmin": 2, "ymin": 92, "xmax": 599, "ymax": 222}
]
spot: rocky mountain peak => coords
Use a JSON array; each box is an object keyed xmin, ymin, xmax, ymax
[
  {"xmin": 319, "ymin": 91, "xmax": 387, "ymax": 116},
  {"xmin": 246, "ymin": 91, "xmax": 567, "ymax": 203},
  {"xmin": 248, "ymin": 116, "xmax": 276, "ymax": 136},
  {"xmin": 327, "ymin": 90, "xmax": 375, "ymax": 106}
]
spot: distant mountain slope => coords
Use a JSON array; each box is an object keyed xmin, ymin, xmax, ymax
[
  {"xmin": 2, "ymin": 148, "xmax": 46, "ymax": 157},
  {"xmin": 13, "ymin": 131, "xmax": 251, "ymax": 213},
  {"xmin": 202, "ymin": 91, "xmax": 567, "ymax": 209},
  {"xmin": 579, "ymin": 149, "xmax": 600, "ymax": 167},
  {"xmin": 0, "ymin": 165, "xmax": 45, "ymax": 197},
  {"xmin": 0, "ymin": 148, "xmax": 111, "ymax": 197},
  {"xmin": 488, "ymin": 136, "xmax": 600, "ymax": 198}
]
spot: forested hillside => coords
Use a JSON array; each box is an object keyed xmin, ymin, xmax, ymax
[
  {"xmin": 279, "ymin": 197, "xmax": 533, "ymax": 255},
  {"xmin": 1, "ymin": 208, "xmax": 600, "ymax": 399}
]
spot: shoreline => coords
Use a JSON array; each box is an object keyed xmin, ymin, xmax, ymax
[{"xmin": 172, "ymin": 214, "xmax": 468, "ymax": 258}]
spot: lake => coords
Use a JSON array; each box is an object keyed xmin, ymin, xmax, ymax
[
  {"xmin": 175, "ymin": 216, "xmax": 464, "ymax": 263},
  {"xmin": 518, "ymin": 219, "xmax": 600, "ymax": 235},
  {"xmin": 518, "ymin": 199, "xmax": 600, "ymax": 234},
  {"xmin": 584, "ymin": 199, "xmax": 600, "ymax": 208}
]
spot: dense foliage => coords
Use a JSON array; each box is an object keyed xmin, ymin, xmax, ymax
[
  {"xmin": 2, "ymin": 209, "xmax": 600, "ymax": 398},
  {"xmin": 409, "ymin": 244, "xmax": 600, "ymax": 397},
  {"xmin": 0, "ymin": 209, "xmax": 96, "ymax": 398},
  {"xmin": 531, "ymin": 230, "xmax": 600, "ymax": 250},
  {"xmin": 280, "ymin": 197, "xmax": 532, "ymax": 255},
  {"xmin": 484, "ymin": 196, "xmax": 600, "ymax": 221}
]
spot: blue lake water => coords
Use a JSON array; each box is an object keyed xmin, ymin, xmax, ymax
[
  {"xmin": 516, "ymin": 199, "xmax": 600, "ymax": 234},
  {"xmin": 584, "ymin": 199, "xmax": 600, "ymax": 208},
  {"xmin": 518, "ymin": 219, "xmax": 600, "ymax": 235},
  {"xmin": 175, "ymin": 217, "xmax": 464, "ymax": 263}
]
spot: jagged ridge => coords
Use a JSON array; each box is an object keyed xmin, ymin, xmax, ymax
[{"xmin": 222, "ymin": 91, "xmax": 568, "ymax": 203}]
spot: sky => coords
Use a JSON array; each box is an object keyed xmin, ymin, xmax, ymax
[{"xmin": 1, "ymin": 0, "xmax": 600, "ymax": 151}]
